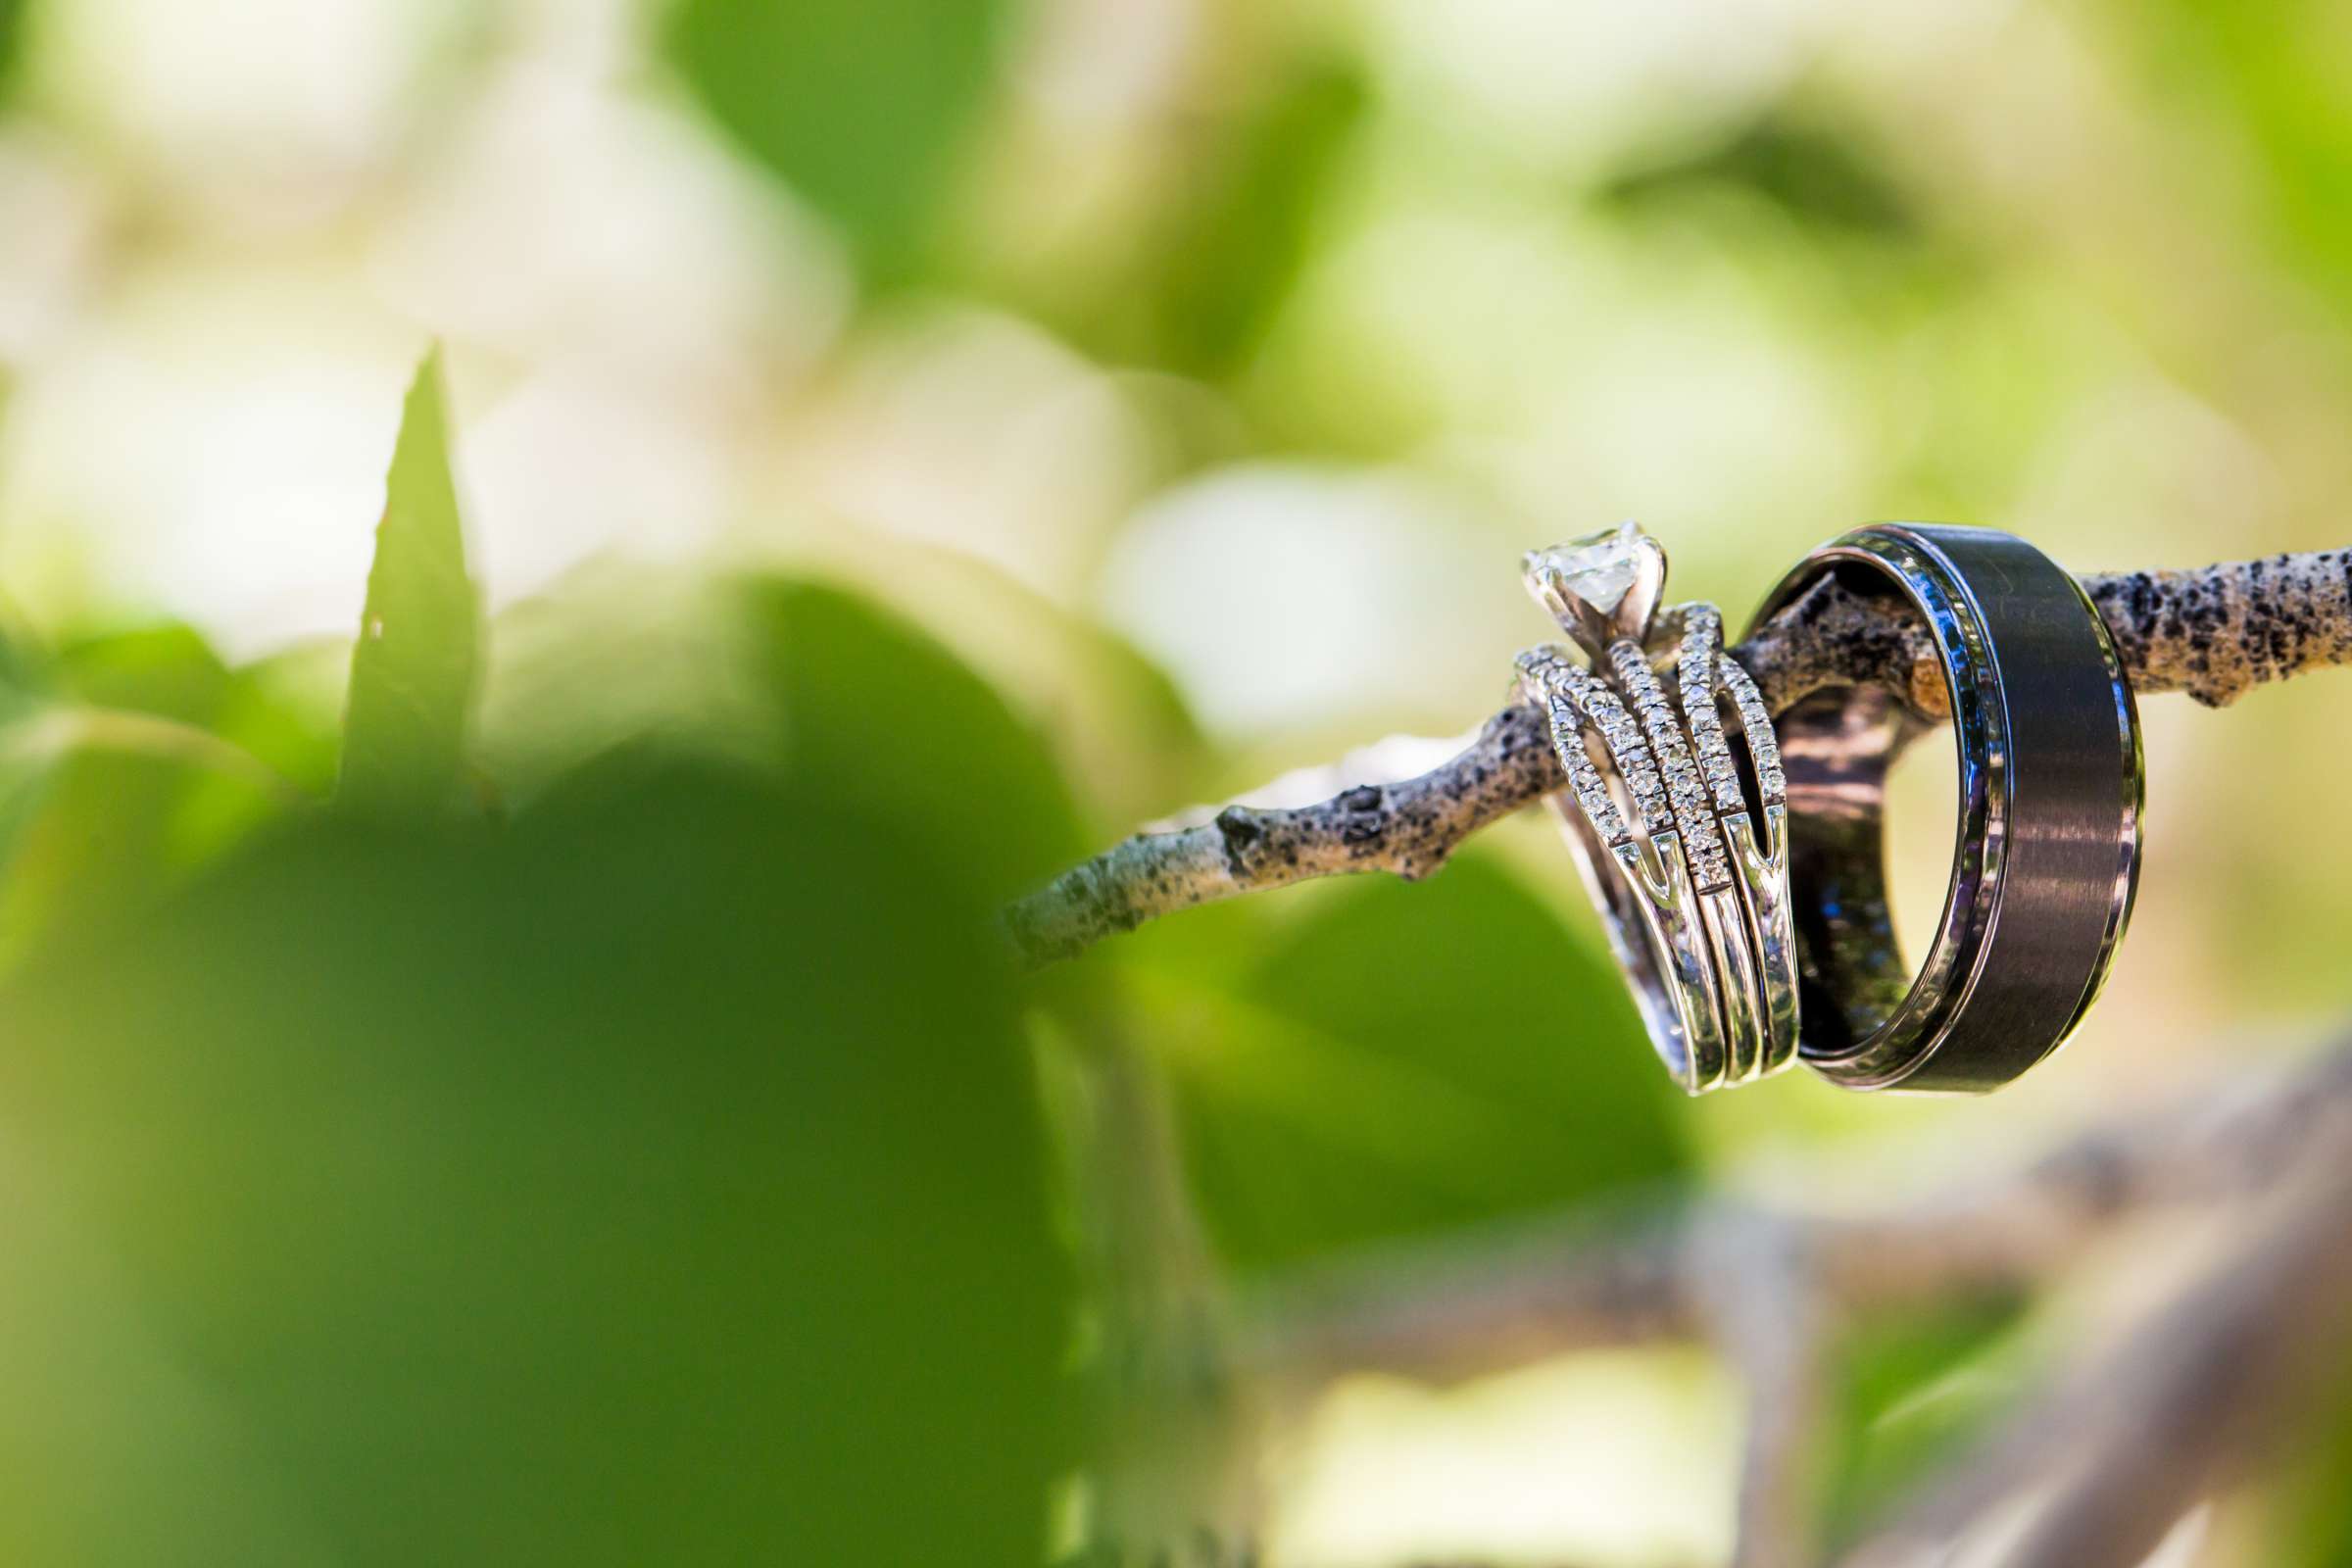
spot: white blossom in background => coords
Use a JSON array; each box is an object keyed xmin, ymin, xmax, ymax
[
  {"xmin": 1348, "ymin": 0, "xmax": 1826, "ymax": 173},
  {"xmin": 1016, "ymin": 0, "xmax": 1200, "ymax": 126},
  {"xmin": 0, "ymin": 0, "xmax": 853, "ymax": 655},
  {"xmin": 372, "ymin": 31, "xmax": 852, "ymax": 611},
  {"xmin": 1096, "ymin": 464, "xmax": 1518, "ymax": 739},
  {"xmin": 31, "ymin": 0, "xmax": 466, "ymax": 225},
  {"xmin": 0, "ymin": 131, "xmax": 109, "ymax": 367},
  {"xmin": 1254, "ymin": 194, "xmax": 1867, "ymax": 584},
  {"xmin": 1269, "ymin": 1352, "xmax": 1737, "ymax": 1568},
  {"xmin": 370, "ymin": 31, "xmax": 848, "ymax": 391},
  {"xmin": 776, "ymin": 308, "xmax": 1158, "ymax": 605},
  {"xmin": 0, "ymin": 266, "xmax": 419, "ymax": 659},
  {"xmin": 1500, "ymin": 296, "xmax": 1864, "ymax": 556}
]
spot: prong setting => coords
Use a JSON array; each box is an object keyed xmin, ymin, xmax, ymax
[{"xmin": 1522, "ymin": 522, "xmax": 1671, "ymax": 661}]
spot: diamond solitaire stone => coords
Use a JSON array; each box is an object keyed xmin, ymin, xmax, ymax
[
  {"xmin": 1526, "ymin": 522, "xmax": 1646, "ymax": 615},
  {"xmin": 1523, "ymin": 521, "xmax": 1668, "ymax": 657}
]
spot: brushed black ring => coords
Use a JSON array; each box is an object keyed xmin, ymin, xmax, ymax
[{"xmin": 1746, "ymin": 524, "xmax": 2143, "ymax": 1092}]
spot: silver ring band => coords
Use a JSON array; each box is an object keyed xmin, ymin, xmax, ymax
[
  {"xmin": 1674, "ymin": 607, "xmax": 1800, "ymax": 1081},
  {"xmin": 1518, "ymin": 615, "xmax": 1799, "ymax": 1094},
  {"xmin": 1749, "ymin": 524, "xmax": 2143, "ymax": 1092},
  {"xmin": 1518, "ymin": 648, "xmax": 1732, "ymax": 1094},
  {"xmin": 1606, "ymin": 638, "xmax": 1772, "ymax": 1086}
]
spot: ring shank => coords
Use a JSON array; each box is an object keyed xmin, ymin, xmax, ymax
[
  {"xmin": 1750, "ymin": 526, "xmax": 2142, "ymax": 1092},
  {"xmin": 1544, "ymin": 795, "xmax": 1728, "ymax": 1093}
]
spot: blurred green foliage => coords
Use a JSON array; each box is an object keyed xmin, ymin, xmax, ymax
[
  {"xmin": 1135, "ymin": 59, "xmax": 1368, "ymax": 381},
  {"xmin": 1152, "ymin": 855, "xmax": 1688, "ymax": 1275},
  {"xmin": 0, "ymin": 613, "xmax": 326, "ymax": 968},
  {"xmin": 743, "ymin": 577, "xmax": 1088, "ymax": 906},
  {"xmin": 0, "ymin": 770, "xmax": 1070, "ymax": 1563},
  {"xmin": 0, "ymin": 351, "xmax": 1083, "ymax": 1562},
  {"xmin": 0, "ymin": 625, "xmax": 308, "ymax": 961},
  {"xmin": 1600, "ymin": 112, "xmax": 1920, "ymax": 242},
  {"xmin": 2270, "ymin": 1345, "xmax": 2352, "ymax": 1560},
  {"xmin": 0, "ymin": 0, "xmax": 22, "ymax": 95},
  {"xmin": 1817, "ymin": 1295, "xmax": 2030, "ymax": 1546},
  {"xmin": 665, "ymin": 0, "xmax": 1006, "ymax": 275},
  {"xmin": 2140, "ymin": 0, "xmax": 2352, "ymax": 318}
]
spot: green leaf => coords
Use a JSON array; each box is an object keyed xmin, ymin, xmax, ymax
[
  {"xmin": 1148, "ymin": 854, "xmax": 1691, "ymax": 1276},
  {"xmin": 2133, "ymin": 0, "xmax": 2352, "ymax": 319},
  {"xmin": 0, "ymin": 765, "xmax": 1073, "ymax": 1563},
  {"xmin": 787, "ymin": 542, "xmax": 1218, "ymax": 828},
  {"xmin": 2268, "ymin": 1347, "xmax": 2352, "ymax": 1559},
  {"xmin": 168, "ymin": 641, "xmax": 341, "ymax": 861},
  {"xmin": 479, "ymin": 571, "xmax": 1095, "ymax": 906},
  {"xmin": 1599, "ymin": 112, "xmax": 1920, "ymax": 239},
  {"xmin": 740, "ymin": 576, "xmax": 1090, "ymax": 906},
  {"xmin": 1031, "ymin": 54, "xmax": 1368, "ymax": 382},
  {"xmin": 475, "ymin": 561, "xmax": 776, "ymax": 807},
  {"xmin": 1819, "ymin": 1295, "xmax": 2030, "ymax": 1546},
  {"xmin": 338, "ymin": 347, "xmax": 481, "ymax": 818},
  {"xmin": 0, "ymin": 0, "xmax": 25, "ymax": 97},
  {"xmin": 664, "ymin": 0, "xmax": 1006, "ymax": 275},
  {"xmin": 1145, "ymin": 58, "xmax": 1368, "ymax": 380},
  {"xmin": 0, "ymin": 623, "xmax": 316, "ymax": 967},
  {"xmin": 58, "ymin": 623, "xmax": 231, "ymax": 716}
]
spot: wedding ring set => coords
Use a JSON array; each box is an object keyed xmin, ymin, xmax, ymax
[{"xmin": 1519, "ymin": 522, "xmax": 2143, "ymax": 1096}]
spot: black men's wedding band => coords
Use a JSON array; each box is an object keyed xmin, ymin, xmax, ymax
[{"xmin": 1747, "ymin": 524, "xmax": 2143, "ymax": 1092}]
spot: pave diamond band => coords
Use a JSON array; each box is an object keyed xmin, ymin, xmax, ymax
[
  {"xmin": 1673, "ymin": 603, "xmax": 1799, "ymax": 1081},
  {"xmin": 1515, "ymin": 648, "xmax": 1631, "ymax": 845},
  {"xmin": 1516, "ymin": 524, "xmax": 1799, "ymax": 1095},
  {"xmin": 1517, "ymin": 646, "xmax": 1730, "ymax": 1093},
  {"xmin": 1612, "ymin": 639, "xmax": 1730, "ymax": 891}
]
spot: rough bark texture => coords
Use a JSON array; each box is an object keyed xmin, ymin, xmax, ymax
[
  {"xmin": 1007, "ymin": 547, "xmax": 2352, "ymax": 968},
  {"xmin": 2085, "ymin": 549, "xmax": 2352, "ymax": 707},
  {"xmin": 1001, "ymin": 705, "xmax": 1556, "ymax": 966}
]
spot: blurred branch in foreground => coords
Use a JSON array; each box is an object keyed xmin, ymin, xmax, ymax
[
  {"xmin": 1212, "ymin": 1031, "xmax": 2352, "ymax": 1568},
  {"xmin": 1006, "ymin": 548, "xmax": 2352, "ymax": 968},
  {"xmin": 1242, "ymin": 1040, "xmax": 2352, "ymax": 1385}
]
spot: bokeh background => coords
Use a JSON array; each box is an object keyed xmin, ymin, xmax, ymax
[{"xmin": 0, "ymin": 0, "xmax": 2349, "ymax": 1563}]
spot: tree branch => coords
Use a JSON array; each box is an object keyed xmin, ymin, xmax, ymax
[
  {"xmin": 2085, "ymin": 549, "xmax": 2352, "ymax": 708},
  {"xmin": 1693, "ymin": 1212, "xmax": 1830, "ymax": 1568},
  {"xmin": 1216, "ymin": 1031, "xmax": 2352, "ymax": 1568},
  {"xmin": 1004, "ymin": 704, "xmax": 1558, "ymax": 967},
  {"xmin": 1236, "ymin": 1031, "xmax": 2352, "ymax": 1390},
  {"xmin": 1838, "ymin": 1113, "xmax": 2352, "ymax": 1568},
  {"xmin": 1006, "ymin": 548, "xmax": 2352, "ymax": 967}
]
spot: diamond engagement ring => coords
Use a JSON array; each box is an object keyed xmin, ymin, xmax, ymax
[
  {"xmin": 1752, "ymin": 525, "xmax": 2142, "ymax": 1092},
  {"xmin": 1516, "ymin": 523, "xmax": 1799, "ymax": 1094}
]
